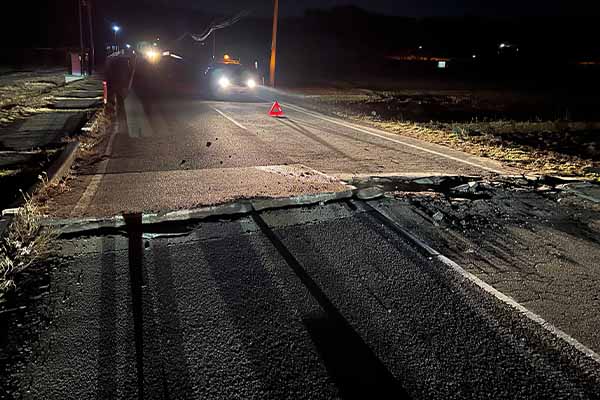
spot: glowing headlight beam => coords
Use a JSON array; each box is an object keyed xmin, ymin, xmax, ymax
[
  {"xmin": 144, "ymin": 50, "xmax": 161, "ymax": 64},
  {"xmin": 218, "ymin": 76, "xmax": 230, "ymax": 88},
  {"xmin": 246, "ymin": 79, "xmax": 257, "ymax": 88}
]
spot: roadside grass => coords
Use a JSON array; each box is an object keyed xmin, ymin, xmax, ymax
[
  {"xmin": 1, "ymin": 104, "xmax": 113, "ymax": 293},
  {"xmin": 0, "ymin": 192, "xmax": 58, "ymax": 295},
  {"xmin": 300, "ymin": 90, "xmax": 600, "ymax": 181},
  {"xmin": 79, "ymin": 106, "xmax": 113, "ymax": 152},
  {"xmin": 0, "ymin": 169, "xmax": 20, "ymax": 178},
  {"xmin": 359, "ymin": 117, "xmax": 600, "ymax": 180}
]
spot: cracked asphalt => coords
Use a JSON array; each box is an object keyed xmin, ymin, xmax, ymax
[
  {"xmin": 5, "ymin": 202, "xmax": 600, "ymax": 399},
  {"xmin": 3, "ymin": 73, "xmax": 600, "ymax": 399}
]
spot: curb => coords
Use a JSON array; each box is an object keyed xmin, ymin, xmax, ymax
[
  {"xmin": 4, "ymin": 141, "xmax": 80, "ymax": 212},
  {"xmin": 46, "ymin": 141, "xmax": 80, "ymax": 186}
]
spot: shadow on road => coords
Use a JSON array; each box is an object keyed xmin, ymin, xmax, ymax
[
  {"xmin": 251, "ymin": 213, "xmax": 412, "ymax": 400},
  {"xmin": 124, "ymin": 213, "xmax": 145, "ymax": 400},
  {"xmin": 98, "ymin": 236, "xmax": 118, "ymax": 399}
]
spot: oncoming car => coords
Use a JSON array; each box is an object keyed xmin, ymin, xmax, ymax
[{"xmin": 205, "ymin": 55, "xmax": 260, "ymax": 97}]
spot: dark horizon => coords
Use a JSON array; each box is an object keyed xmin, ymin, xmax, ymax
[
  {"xmin": 3, "ymin": 1, "xmax": 600, "ymax": 57},
  {"xmin": 107, "ymin": 0, "xmax": 598, "ymax": 17}
]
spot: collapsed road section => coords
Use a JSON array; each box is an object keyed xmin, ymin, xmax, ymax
[{"xmin": 1, "ymin": 190, "xmax": 600, "ymax": 399}]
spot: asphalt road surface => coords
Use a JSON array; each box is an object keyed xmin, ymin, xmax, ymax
[
  {"xmin": 11, "ymin": 202, "xmax": 600, "ymax": 399},
  {"xmin": 9, "ymin": 76, "xmax": 598, "ymax": 399},
  {"xmin": 48, "ymin": 80, "xmax": 508, "ymax": 218}
]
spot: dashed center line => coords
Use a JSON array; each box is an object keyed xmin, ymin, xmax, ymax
[{"xmin": 210, "ymin": 106, "xmax": 249, "ymax": 131}]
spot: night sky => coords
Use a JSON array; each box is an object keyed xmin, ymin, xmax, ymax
[
  {"xmin": 124, "ymin": 0, "xmax": 593, "ymax": 17},
  {"xmin": 3, "ymin": 0, "xmax": 599, "ymax": 50}
]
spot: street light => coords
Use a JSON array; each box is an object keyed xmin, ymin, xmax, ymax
[{"xmin": 112, "ymin": 25, "xmax": 120, "ymax": 50}]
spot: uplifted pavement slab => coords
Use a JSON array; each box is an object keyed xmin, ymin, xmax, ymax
[
  {"xmin": 0, "ymin": 112, "xmax": 85, "ymax": 150},
  {"xmin": 58, "ymin": 90, "xmax": 104, "ymax": 98},
  {"xmin": 67, "ymin": 79, "xmax": 104, "ymax": 90},
  {"xmin": 51, "ymin": 98, "xmax": 102, "ymax": 110},
  {"xmin": 47, "ymin": 164, "xmax": 350, "ymax": 218},
  {"xmin": 0, "ymin": 152, "xmax": 36, "ymax": 168},
  {"xmin": 557, "ymin": 182, "xmax": 600, "ymax": 203}
]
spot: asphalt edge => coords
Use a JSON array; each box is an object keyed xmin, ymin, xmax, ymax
[{"xmin": 41, "ymin": 188, "xmax": 373, "ymax": 235}]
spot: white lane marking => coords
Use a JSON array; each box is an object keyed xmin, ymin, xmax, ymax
[
  {"xmin": 210, "ymin": 106, "xmax": 248, "ymax": 131},
  {"xmin": 70, "ymin": 172, "xmax": 105, "ymax": 217},
  {"xmin": 367, "ymin": 202, "xmax": 600, "ymax": 365},
  {"xmin": 103, "ymin": 116, "xmax": 120, "ymax": 157},
  {"xmin": 70, "ymin": 117, "xmax": 120, "ymax": 217},
  {"xmin": 281, "ymin": 102, "xmax": 503, "ymax": 174}
]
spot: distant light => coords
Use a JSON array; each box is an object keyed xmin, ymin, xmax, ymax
[
  {"xmin": 169, "ymin": 53, "xmax": 183, "ymax": 60},
  {"xmin": 247, "ymin": 79, "xmax": 257, "ymax": 88},
  {"xmin": 499, "ymin": 43, "xmax": 507, "ymax": 48},
  {"xmin": 418, "ymin": 45, "xmax": 423, "ymax": 50},
  {"xmin": 156, "ymin": 38, "xmax": 160, "ymax": 41},
  {"xmin": 153, "ymin": 42, "xmax": 158, "ymax": 46},
  {"xmin": 437, "ymin": 61, "xmax": 447, "ymax": 69},
  {"xmin": 112, "ymin": 25, "xmax": 120, "ymax": 33},
  {"xmin": 472, "ymin": 54, "xmax": 477, "ymax": 58},
  {"xmin": 125, "ymin": 44, "xmax": 131, "ymax": 49},
  {"xmin": 162, "ymin": 51, "xmax": 170, "ymax": 56},
  {"xmin": 223, "ymin": 54, "xmax": 230, "ymax": 61}
]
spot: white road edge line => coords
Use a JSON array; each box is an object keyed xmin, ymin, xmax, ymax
[
  {"xmin": 210, "ymin": 106, "xmax": 248, "ymax": 131},
  {"xmin": 281, "ymin": 101, "xmax": 504, "ymax": 174},
  {"xmin": 70, "ymin": 115, "xmax": 120, "ymax": 217},
  {"xmin": 367, "ymin": 201, "xmax": 600, "ymax": 366}
]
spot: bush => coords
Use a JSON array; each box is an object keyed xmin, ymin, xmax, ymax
[{"xmin": 0, "ymin": 193, "xmax": 57, "ymax": 294}]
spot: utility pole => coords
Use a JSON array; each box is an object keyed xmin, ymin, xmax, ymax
[
  {"xmin": 85, "ymin": 0, "xmax": 95, "ymax": 75},
  {"xmin": 269, "ymin": 0, "xmax": 279, "ymax": 87}
]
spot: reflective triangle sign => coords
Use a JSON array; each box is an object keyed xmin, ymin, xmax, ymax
[{"xmin": 269, "ymin": 101, "xmax": 284, "ymax": 117}]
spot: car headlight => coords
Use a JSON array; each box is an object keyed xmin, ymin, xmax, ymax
[
  {"xmin": 145, "ymin": 50, "xmax": 159, "ymax": 61},
  {"xmin": 246, "ymin": 79, "xmax": 257, "ymax": 88},
  {"xmin": 218, "ymin": 76, "xmax": 230, "ymax": 88}
]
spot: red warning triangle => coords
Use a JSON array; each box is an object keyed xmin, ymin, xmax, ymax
[{"xmin": 269, "ymin": 101, "xmax": 284, "ymax": 117}]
